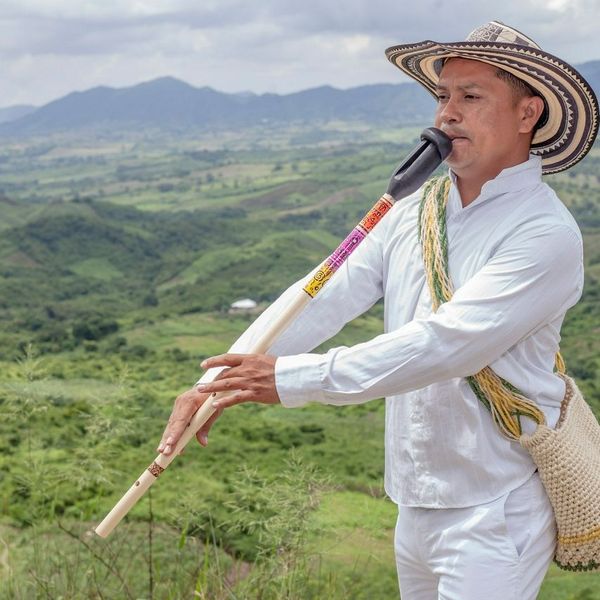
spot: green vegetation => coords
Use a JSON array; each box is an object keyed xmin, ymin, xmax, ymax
[{"xmin": 0, "ymin": 124, "xmax": 598, "ymax": 598}]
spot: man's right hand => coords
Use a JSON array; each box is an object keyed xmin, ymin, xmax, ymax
[{"xmin": 157, "ymin": 387, "xmax": 223, "ymax": 456}]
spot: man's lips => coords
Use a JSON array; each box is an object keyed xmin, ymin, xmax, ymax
[{"xmin": 442, "ymin": 130, "xmax": 469, "ymax": 143}]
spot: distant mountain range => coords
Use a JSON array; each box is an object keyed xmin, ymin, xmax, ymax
[
  {"xmin": 0, "ymin": 78, "xmax": 433, "ymax": 136},
  {"xmin": 0, "ymin": 105, "xmax": 36, "ymax": 124},
  {"xmin": 2, "ymin": 60, "xmax": 599, "ymax": 137}
]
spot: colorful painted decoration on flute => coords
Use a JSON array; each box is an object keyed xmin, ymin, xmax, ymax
[
  {"xmin": 360, "ymin": 196, "xmax": 394, "ymax": 232},
  {"xmin": 303, "ymin": 264, "xmax": 335, "ymax": 298},
  {"xmin": 147, "ymin": 461, "xmax": 165, "ymax": 478},
  {"xmin": 303, "ymin": 195, "xmax": 394, "ymax": 298}
]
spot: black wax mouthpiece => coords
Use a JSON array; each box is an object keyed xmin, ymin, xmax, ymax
[{"xmin": 386, "ymin": 128, "xmax": 452, "ymax": 200}]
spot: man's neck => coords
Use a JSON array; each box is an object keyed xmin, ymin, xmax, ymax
[{"xmin": 453, "ymin": 155, "xmax": 531, "ymax": 207}]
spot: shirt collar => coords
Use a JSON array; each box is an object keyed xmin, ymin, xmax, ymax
[{"xmin": 447, "ymin": 154, "xmax": 542, "ymax": 215}]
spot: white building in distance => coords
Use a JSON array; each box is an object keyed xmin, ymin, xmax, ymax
[{"xmin": 231, "ymin": 298, "xmax": 257, "ymax": 310}]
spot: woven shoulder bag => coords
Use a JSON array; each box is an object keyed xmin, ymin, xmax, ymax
[{"xmin": 419, "ymin": 175, "xmax": 600, "ymax": 572}]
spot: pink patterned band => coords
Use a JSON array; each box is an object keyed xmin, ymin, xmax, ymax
[{"xmin": 303, "ymin": 195, "xmax": 394, "ymax": 298}]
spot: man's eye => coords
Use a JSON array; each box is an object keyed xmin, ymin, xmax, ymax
[
  {"xmin": 465, "ymin": 94, "xmax": 479, "ymax": 100},
  {"xmin": 436, "ymin": 95, "xmax": 448, "ymax": 102}
]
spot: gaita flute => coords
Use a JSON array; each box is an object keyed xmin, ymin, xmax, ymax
[{"xmin": 94, "ymin": 127, "xmax": 452, "ymax": 538}]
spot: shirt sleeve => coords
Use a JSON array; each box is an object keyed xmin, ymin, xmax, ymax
[
  {"xmin": 275, "ymin": 222, "xmax": 583, "ymax": 407},
  {"xmin": 196, "ymin": 209, "xmax": 388, "ymax": 386}
]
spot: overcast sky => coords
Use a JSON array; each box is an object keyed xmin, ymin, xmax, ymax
[{"xmin": 2, "ymin": 0, "xmax": 599, "ymax": 108}]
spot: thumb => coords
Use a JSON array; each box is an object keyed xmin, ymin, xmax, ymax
[{"xmin": 195, "ymin": 406, "xmax": 223, "ymax": 447}]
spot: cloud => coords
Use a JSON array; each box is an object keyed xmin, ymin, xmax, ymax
[{"xmin": 1, "ymin": 0, "xmax": 599, "ymax": 106}]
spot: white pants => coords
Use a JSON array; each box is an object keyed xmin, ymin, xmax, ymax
[{"xmin": 394, "ymin": 472, "xmax": 556, "ymax": 600}]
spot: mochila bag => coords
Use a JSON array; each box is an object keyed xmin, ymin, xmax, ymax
[{"xmin": 419, "ymin": 175, "xmax": 600, "ymax": 572}]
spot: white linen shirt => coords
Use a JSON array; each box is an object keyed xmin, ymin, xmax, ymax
[{"xmin": 198, "ymin": 155, "xmax": 584, "ymax": 508}]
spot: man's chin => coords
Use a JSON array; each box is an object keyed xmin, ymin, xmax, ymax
[
  {"xmin": 444, "ymin": 152, "xmax": 471, "ymax": 171},
  {"xmin": 444, "ymin": 155, "xmax": 461, "ymax": 170}
]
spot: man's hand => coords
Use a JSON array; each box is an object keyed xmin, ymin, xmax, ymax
[
  {"xmin": 197, "ymin": 353, "xmax": 280, "ymax": 409},
  {"xmin": 157, "ymin": 353, "xmax": 279, "ymax": 456},
  {"xmin": 157, "ymin": 387, "xmax": 222, "ymax": 456}
]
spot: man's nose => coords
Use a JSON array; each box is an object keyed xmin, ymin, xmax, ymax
[{"xmin": 437, "ymin": 97, "xmax": 461, "ymax": 124}]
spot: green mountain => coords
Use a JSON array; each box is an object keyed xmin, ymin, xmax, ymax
[{"xmin": 0, "ymin": 128, "xmax": 597, "ymax": 413}]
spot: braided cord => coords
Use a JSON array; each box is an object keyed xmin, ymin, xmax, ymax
[{"xmin": 419, "ymin": 176, "xmax": 548, "ymax": 441}]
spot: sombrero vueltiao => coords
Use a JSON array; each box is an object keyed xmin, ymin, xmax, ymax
[{"xmin": 385, "ymin": 21, "xmax": 599, "ymax": 174}]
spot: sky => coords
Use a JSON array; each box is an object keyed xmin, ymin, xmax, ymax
[{"xmin": 1, "ymin": 0, "xmax": 599, "ymax": 108}]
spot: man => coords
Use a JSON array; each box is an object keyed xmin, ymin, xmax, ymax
[{"xmin": 158, "ymin": 22, "xmax": 598, "ymax": 599}]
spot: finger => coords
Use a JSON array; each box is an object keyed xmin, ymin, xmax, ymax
[
  {"xmin": 157, "ymin": 416, "xmax": 187, "ymax": 451},
  {"xmin": 196, "ymin": 376, "xmax": 246, "ymax": 394},
  {"xmin": 158, "ymin": 390, "xmax": 207, "ymax": 455},
  {"xmin": 200, "ymin": 354, "xmax": 248, "ymax": 370},
  {"xmin": 159, "ymin": 417, "xmax": 191, "ymax": 455},
  {"xmin": 195, "ymin": 407, "xmax": 223, "ymax": 447},
  {"xmin": 211, "ymin": 390, "xmax": 255, "ymax": 410}
]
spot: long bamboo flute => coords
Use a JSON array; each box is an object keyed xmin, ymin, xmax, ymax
[
  {"xmin": 94, "ymin": 127, "xmax": 452, "ymax": 538},
  {"xmin": 95, "ymin": 292, "xmax": 310, "ymax": 538}
]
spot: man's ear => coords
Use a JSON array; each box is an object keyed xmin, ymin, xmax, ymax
[{"xmin": 519, "ymin": 96, "xmax": 545, "ymax": 135}]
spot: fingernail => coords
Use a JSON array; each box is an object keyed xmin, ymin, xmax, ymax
[
  {"xmin": 200, "ymin": 434, "xmax": 208, "ymax": 446},
  {"xmin": 164, "ymin": 444, "xmax": 172, "ymax": 454},
  {"xmin": 196, "ymin": 384, "xmax": 207, "ymax": 390},
  {"xmin": 212, "ymin": 401, "xmax": 220, "ymax": 409},
  {"xmin": 166, "ymin": 436, "xmax": 173, "ymax": 445},
  {"xmin": 200, "ymin": 360, "xmax": 207, "ymax": 368},
  {"xmin": 157, "ymin": 443, "xmax": 164, "ymax": 452}
]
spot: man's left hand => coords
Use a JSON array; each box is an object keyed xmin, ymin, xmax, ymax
[{"xmin": 197, "ymin": 353, "xmax": 280, "ymax": 409}]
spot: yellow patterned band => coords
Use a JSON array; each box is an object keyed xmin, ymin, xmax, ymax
[{"xmin": 303, "ymin": 263, "xmax": 335, "ymax": 298}]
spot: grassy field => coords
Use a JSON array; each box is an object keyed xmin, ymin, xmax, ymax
[{"xmin": 0, "ymin": 123, "xmax": 599, "ymax": 598}]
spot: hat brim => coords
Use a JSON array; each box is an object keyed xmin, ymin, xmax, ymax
[{"xmin": 385, "ymin": 40, "xmax": 599, "ymax": 174}]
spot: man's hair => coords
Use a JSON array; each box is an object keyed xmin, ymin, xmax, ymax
[
  {"xmin": 495, "ymin": 68, "xmax": 547, "ymax": 133},
  {"xmin": 495, "ymin": 68, "xmax": 537, "ymax": 101}
]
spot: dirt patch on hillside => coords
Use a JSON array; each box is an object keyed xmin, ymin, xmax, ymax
[
  {"xmin": 242, "ymin": 180, "xmax": 321, "ymax": 209},
  {"xmin": 279, "ymin": 186, "xmax": 364, "ymax": 216}
]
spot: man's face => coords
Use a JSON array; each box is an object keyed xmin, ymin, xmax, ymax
[{"xmin": 434, "ymin": 58, "xmax": 529, "ymax": 181}]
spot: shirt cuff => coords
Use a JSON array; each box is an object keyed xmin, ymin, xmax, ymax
[{"xmin": 275, "ymin": 353, "xmax": 326, "ymax": 408}]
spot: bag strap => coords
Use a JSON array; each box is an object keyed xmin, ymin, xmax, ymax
[{"xmin": 418, "ymin": 176, "xmax": 550, "ymax": 440}]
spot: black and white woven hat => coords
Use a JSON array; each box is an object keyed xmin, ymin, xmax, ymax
[{"xmin": 385, "ymin": 21, "xmax": 599, "ymax": 174}]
